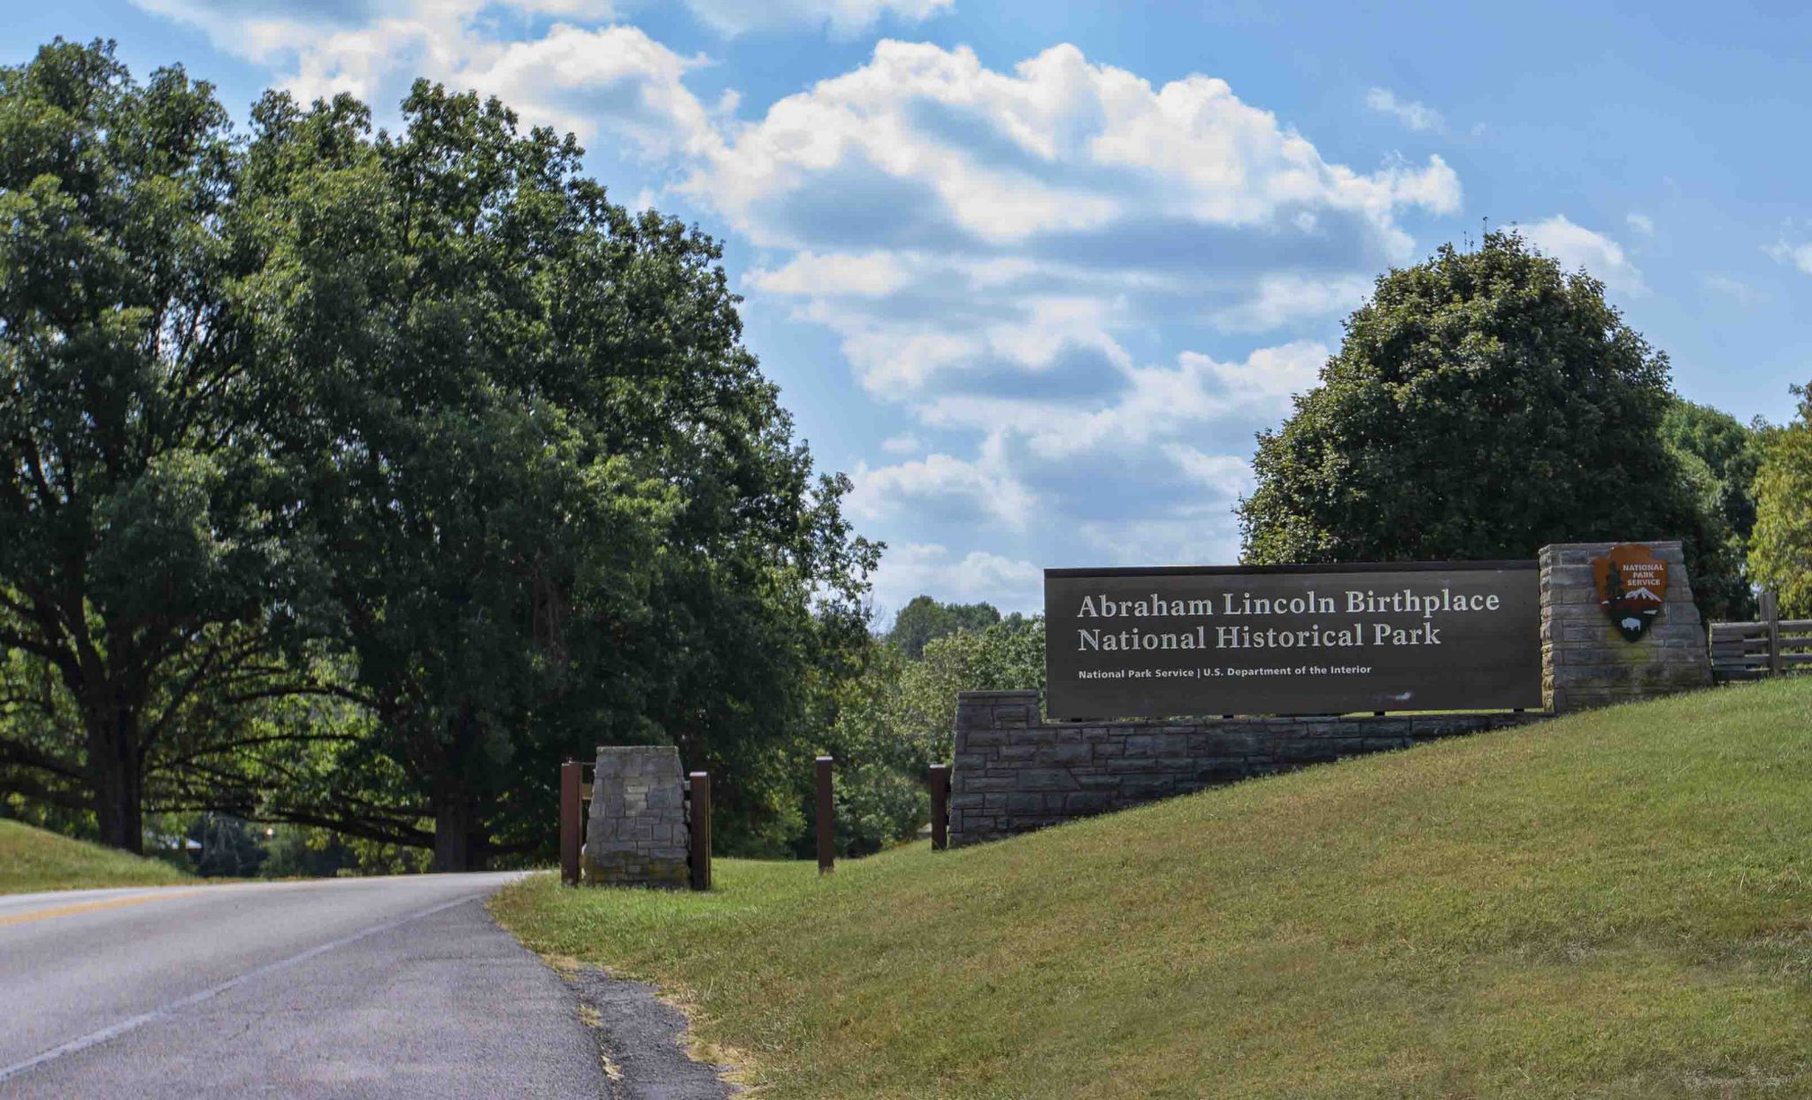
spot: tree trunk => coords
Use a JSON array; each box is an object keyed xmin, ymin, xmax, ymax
[
  {"xmin": 430, "ymin": 786, "xmax": 486, "ymax": 872},
  {"xmin": 86, "ymin": 701, "xmax": 145, "ymax": 854}
]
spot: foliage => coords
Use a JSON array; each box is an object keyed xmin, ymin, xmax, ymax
[
  {"xmin": 0, "ymin": 40, "xmax": 877, "ymax": 867},
  {"xmin": 233, "ymin": 81, "xmax": 875, "ymax": 868},
  {"xmin": 1661, "ymin": 398, "xmax": 1767, "ymax": 618},
  {"xmin": 814, "ymin": 608, "xmax": 1044, "ymax": 856},
  {"xmin": 495, "ymin": 677, "xmax": 1812, "ymax": 1099},
  {"xmin": 0, "ymin": 40, "xmax": 326, "ymax": 852},
  {"xmin": 884, "ymin": 596, "xmax": 1001, "ymax": 659},
  {"xmin": 1239, "ymin": 231, "xmax": 1741, "ymax": 618},
  {"xmin": 1749, "ymin": 402, "xmax": 1812, "ymax": 617}
]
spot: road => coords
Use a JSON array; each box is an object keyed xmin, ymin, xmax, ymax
[{"xmin": 0, "ymin": 873, "xmax": 610, "ymax": 1098}]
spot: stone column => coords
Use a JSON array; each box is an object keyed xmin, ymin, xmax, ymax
[
  {"xmin": 1540, "ymin": 540, "xmax": 1711, "ymax": 713},
  {"xmin": 583, "ymin": 746, "xmax": 690, "ymax": 888}
]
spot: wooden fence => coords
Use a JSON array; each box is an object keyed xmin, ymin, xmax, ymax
[{"xmin": 1709, "ymin": 592, "xmax": 1812, "ymax": 682}]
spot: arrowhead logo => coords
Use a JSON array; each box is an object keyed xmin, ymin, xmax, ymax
[{"xmin": 1592, "ymin": 544, "xmax": 1669, "ymax": 642}]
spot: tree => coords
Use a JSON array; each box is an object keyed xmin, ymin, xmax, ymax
[
  {"xmin": 237, "ymin": 82, "xmax": 876, "ymax": 868},
  {"xmin": 0, "ymin": 41, "xmax": 320, "ymax": 852},
  {"xmin": 1662, "ymin": 399, "xmax": 1765, "ymax": 617},
  {"xmin": 885, "ymin": 596, "xmax": 1001, "ymax": 658},
  {"xmin": 1749, "ymin": 388, "xmax": 1812, "ymax": 617},
  {"xmin": 817, "ymin": 614, "xmax": 1044, "ymax": 855},
  {"xmin": 1239, "ymin": 231, "xmax": 1735, "ymax": 616}
]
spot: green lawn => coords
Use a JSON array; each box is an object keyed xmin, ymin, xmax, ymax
[
  {"xmin": 0, "ymin": 819, "xmax": 192, "ymax": 895},
  {"xmin": 492, "ymin": 678, "xmax": 1812, "ymax": 1099}
]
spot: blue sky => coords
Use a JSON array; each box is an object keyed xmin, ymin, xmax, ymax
[{"xmin": 8, "ymin": 1, "xmax": 1811, "ymax": 621}]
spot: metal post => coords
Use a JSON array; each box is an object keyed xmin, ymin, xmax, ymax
[
  {"xmin": 928, "ymin": 764, "xmax": 949, "ymax": 851},
  {"xmin": 815, "ymin": 755, "xmax": 835, "ymax": 874},
  {"xmin": 1764, "ymin": 589, "xmax": 1782, "ymax": 676},
  {"xmin": 687, "ymin": 771, "xmax": 712, "ymax": 892},
  {"xmin": 560, "ymin": 759, "xmax": 584, "ymax": 887}
]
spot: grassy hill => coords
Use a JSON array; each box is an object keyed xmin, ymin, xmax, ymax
[
  {"xmin": 492, "ymin": 678, "xmax": 1812, "ymax": 1098},
  {"xmin": 0, "ymin": 819, "xmax": 191, "ymax": 895}
]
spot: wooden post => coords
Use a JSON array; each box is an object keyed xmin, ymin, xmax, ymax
[
  {"xmin": 687, "ymin": 771, "xmax": 712, "ymax": 892},
  {"xmin": 815, "ymin": 755, "xmax": 835, "ymax": 874},
  {"xmin": 928, "ymin": 764, "xmax": 949, "ymax": 851},
  {"xmin": 1764, "ymin": 589, "xmax": 1782, "ymax": 676},
  {"xmin": 560, "ymin": 759, "xmax": 584, "ymax": 887}
]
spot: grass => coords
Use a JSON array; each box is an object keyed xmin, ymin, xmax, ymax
[
  {"xmin": 491, "ymin": 678, "xmax": 1812, "ymax": 1099},
  {"xmin": 0, "ymin": 819, "xmax": 192, "ymax": 895}
]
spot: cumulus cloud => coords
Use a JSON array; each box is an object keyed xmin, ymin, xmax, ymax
[
  {"xmin": 683, "ymin": 0, "xmax": 953, "ymax": 36},
  {"xmin": 1702, "ymin": 274, "xmax": 1767, "ymax": 307},
  {"xmin": 1766, "ymin": 239, "xmax": 1812, "ymax": 274},
  {"xmin": 1209, "ymin": 273, "xmax": 1371, "ymax": 332},
  {"xmin": 1364, "ymin": 87, "xmax": 1443, "ymax": 132},
  {"xmin": 1626, "ymin": 212, "xmax": 1654, "ymax": 235},
  {"xmin": 688, "ymin": 42, "xmax": 1459, "ymax": 254},
  {"xmin": 869, "ymin": 543, "xmax": 1043, "ymax": 618},
  {"xmin": 847, "ymin": 436, "xmax": 1037, "ymax": 529},
  {"xmin": 132, "ymin": 0, "xmax": 725, "ymax": 160},
  {"xmin": 1519, "ymin": 215, "xmax": 1646, "ymax": 296}
]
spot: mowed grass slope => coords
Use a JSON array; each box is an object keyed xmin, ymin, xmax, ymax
[
  {"xmin": 0, "ymin": 819, "xmax": 191, "ymax": 895},
  {"xmin": 492, "ymin": 678, "xmax": 1812, "ymax": 1099}
]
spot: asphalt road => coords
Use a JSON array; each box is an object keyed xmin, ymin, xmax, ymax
[{"xmin": 0, "ymin": 873, "xmax": 611, "ymax": 1098}]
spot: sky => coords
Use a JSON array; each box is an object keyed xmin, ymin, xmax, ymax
[{"xmin": 7, "ymin": 1, "xmax": 1811, "ymax": 622}]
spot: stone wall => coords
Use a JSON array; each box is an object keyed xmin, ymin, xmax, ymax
[
  {"xmin": 583, "ymin": 746, "xmax": 689, "ymax": 888},
  {"xmin": 1540, "ymin": 540, "xmax": 1710, "ymax": 713},
  {"xmin": 949, "ymin": 691, "xmax": 1541, "ymax": 847}
]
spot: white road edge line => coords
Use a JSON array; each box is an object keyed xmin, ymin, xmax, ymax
[{"xmin": 0, "ymin": 893, "xmax": 482, "ymax": 1085}]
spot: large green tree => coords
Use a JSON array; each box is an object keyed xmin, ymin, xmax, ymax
[
  {"xmin": 884, "ymin": 596, "xmax": 1001, "ymax": 659},
  {"xmin": 1749, "ymin": 388, "xmax": 1812, "ymax": 617},
  {"xmin": 1239, "ymin": 231, "xmax": 1736, "ymax": 615},
  {"xmin": 237, "ymin": 82, "xmax": 875, "ymax": 868},
  {"xmin": 0, "ymin": 41, "xmax": 321, "ymax": 852},
  {"xmin": 1661, "ymin": 398, "xmax": 1766, "ymax": 617}
]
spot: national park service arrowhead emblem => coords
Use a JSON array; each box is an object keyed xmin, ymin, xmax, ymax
[{"xmin": 1592, "ymin": 544, "xmax": 1668, "ymax": 642}]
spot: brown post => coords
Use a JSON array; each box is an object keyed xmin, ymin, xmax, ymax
[
  {"xmin": 687, "ymin": 771, "xmax": 712, "ymax": 892},
  {"xmin": 815, "ymin": 755, "xmax": 835, "ymax": 874},
  {"xmin": 928, "ymin": 764, "xmax": 949, "ymax": 851},
  {"xmin": 560, "ymin": 759, "xmax": 584, "ymax": 887},
  {"xmin": 1764, "ymin": 589, "xmax": 1782, "ymax": 676}
]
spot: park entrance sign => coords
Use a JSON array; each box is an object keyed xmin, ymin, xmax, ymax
[{"xmin": 1045, "ymin": 561, "xmax": 1543, "ymax": 718}]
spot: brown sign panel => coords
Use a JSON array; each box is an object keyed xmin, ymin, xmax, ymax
[
  {"xmin": 1045, "ymin": 561, "xmax": 1542, "ymax": 719},
  {"xmin": 1592, "ymin": 543, "xmax": 1668, "ymax": 642}
]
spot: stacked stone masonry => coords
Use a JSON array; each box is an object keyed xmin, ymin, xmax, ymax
[
  {"xmin": 949, "ymin": 691, "xmax": 1542, "ymax": 847},
  {"xmin": 1540, "ymin": 540, "xmax": 1710, "ymax": 713},
  {"xmin": 583, "ymin": 746, "xmax": 690, "ymax": 888}
]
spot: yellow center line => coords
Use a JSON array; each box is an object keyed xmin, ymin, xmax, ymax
[{"xmin": 0, "ymin": 889, "xmax": 203, "ymax": 928}]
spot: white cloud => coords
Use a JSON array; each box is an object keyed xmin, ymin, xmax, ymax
[
  {"xmin": 1702, "ymin": 274, "xmax": 1768, "ymax": 307},
  {"xmin": 846, "ymin": 436, "xmax": 1037, "ymax": 529},
  {"xmin": 870, "ymin": 543, "xmax": 1043, "ymax": 617},
  {"xmin": 1025, "ymin": 341, "xmax": 1325, "ymax": 458},
  {"xmin": 1364, "ymin": 87, "xmax": 1443, "ymax": 132},
  {"xmin": 1766, "ymin": 239, "xmax": 1812, "ymax": 275},
  {"xmin": 1162, "ymin": 447, "xmax": 1254, "ymax": 495},
  {"xmin": 1519, "ymin": 215, "xmax": 1647, "ymax": 296},
  {"xmin": 748, "ymin": 252, "xmax": 914, "ymax": 298},
  {"xmin": 684, "ymin": 0, "xmax": 953, "ymax": 36},
  {"xmin": 133, "ymin": 0, "xmax": 724, "ymax": 160},
  {"xmin": 1209, "ymin": 273, "xmax": 1371, "ymax": 332},
  {"xmin": 1626, "ymin": 212, "xmax": 1654, "ymax": 235},
  {"xmin": 688, "ymin": 42, "xmax": 1460, "ymax": 253},
  {"xmin": 881, "ymin": 433, "xmax": 924, "ymax": 455},
  {"xmin": 907, "ymin": 341, "xmax": 1325, "ymax": 460}
]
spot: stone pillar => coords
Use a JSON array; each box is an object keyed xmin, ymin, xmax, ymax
[
  {"xmin": 1540, "ymin": 540, "xmax": 1711, "ymax": 713},
  {"xmin": 583, "ymin": 746, "xmax": 690, "ymax": 888}
]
